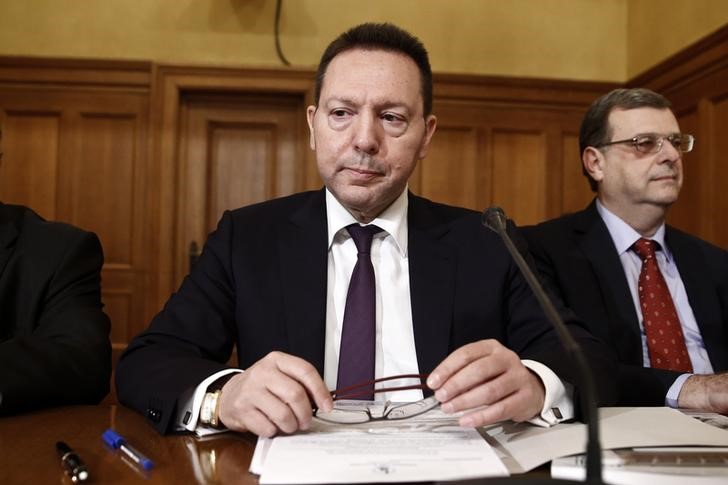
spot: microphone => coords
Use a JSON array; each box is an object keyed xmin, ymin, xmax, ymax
[{"xmin": 479, "ymin": 207, "xmax": 604, "ymax": 484}]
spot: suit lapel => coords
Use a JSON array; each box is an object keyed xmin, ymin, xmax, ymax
[
  {"xmin": 277, "ymin": 191, "xmax": 329, "ymax": 375},
  {"xmin": 0, "ymin": 204, "xmax": 19, "ymax": 278},
  {"xmin": 407, "ymin": 195, "xmax": 456, "ymax": 374},
  {"xmin": 574, "ymin": 202, "xmax": 643, "ymax": 363},
  {"xmin": 668, "ymin": 228, "xmax": 728, "ymax": 371}
]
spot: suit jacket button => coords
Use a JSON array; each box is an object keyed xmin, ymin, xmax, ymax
[{"xmin": 147, "ymin": 408, "xmax": 161, "ymax": 423}]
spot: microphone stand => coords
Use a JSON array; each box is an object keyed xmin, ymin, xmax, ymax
[{"xmin": 464, "ymin": 207, "xmax": 604, "ymax": 484}]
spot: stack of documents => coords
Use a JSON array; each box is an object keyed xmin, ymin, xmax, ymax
[
  {"xmin": 547, "ymin": 409, "xmax": 728, "ymax": 484},
  {"xmin": 551, "ymin": 447, "xmax": 728, "ymax": 484},
  {"xmin": 249, "ymin": 406, "xmax": 728, "ymax": 484}
]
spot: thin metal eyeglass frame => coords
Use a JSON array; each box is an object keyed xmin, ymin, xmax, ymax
[
  {"xmin": 595, "ymin": 133, "xmax": 694, "ymax": 154},
  {"xmin": 330, "ymin": 373, "xmax": 430, "ymax": 400},
  {"xmin": 313, "ymin": 374, "xmax": 439, "ymax": 424}
]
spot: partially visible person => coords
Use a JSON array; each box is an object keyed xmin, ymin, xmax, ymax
[
  {"xmin": 0, "ymin": 128, "xmax": 111, "ymax": 415},
  {"xmin": 523, "ymin": 88, "xmax": 728, "ymax": 412}
]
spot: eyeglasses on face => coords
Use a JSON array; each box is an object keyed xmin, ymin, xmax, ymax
[
  {"xmin": 596, "ymin": 133, "xmax": 694, "ymax": 154},
  {"xmin": 314, "ymin": 374, "xmax": 439, "ymax": 424}
]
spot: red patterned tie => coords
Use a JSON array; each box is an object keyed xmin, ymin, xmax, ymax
[{"xmin": 632, "ymin": 238, "xmax": 692, "ymax": 373}]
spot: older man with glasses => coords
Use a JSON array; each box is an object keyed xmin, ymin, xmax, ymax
[{"xmin": 523, "ymin": 88, "xmax": 728, "ymax": 413}]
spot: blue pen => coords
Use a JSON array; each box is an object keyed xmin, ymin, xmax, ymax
[{"xmin": 102, "ymin": 428, "xmax": 154, "ymax": 471}]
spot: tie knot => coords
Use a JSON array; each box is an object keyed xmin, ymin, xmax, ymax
[
  {"xmin": 346, "ymin": 224, "xmax": 381, "ymax": 254},
  {"xmin": 632, "ymin": 237, "xmax": 658, "ymax": 260}
]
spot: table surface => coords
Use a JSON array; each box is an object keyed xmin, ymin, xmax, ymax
[
  {"xmin": 0, "ymin": 405, "xmax": 260, "ymax": 484},
  {"xmin": 0, "ymin": 405, "xmax": 556, "ymax": 484}
]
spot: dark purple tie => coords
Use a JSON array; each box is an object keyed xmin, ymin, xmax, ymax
[{"xmin": 336, "ymin": 224, "xmax": 381, "ymax": 400}]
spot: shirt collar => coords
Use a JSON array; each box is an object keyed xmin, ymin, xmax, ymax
[
  {"xmin": 595, "ymin": 198, "xmax": 671, "ymax": 261},
  {"xmin": 325, "ymin": 187, "xmax": 409, "ymax": 257}
]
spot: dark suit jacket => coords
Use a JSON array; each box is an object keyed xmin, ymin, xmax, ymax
[
  {"xmin": 522, "ymin": 200, "xmax": 728, "ymax": 406},
  {"xmin": 116, "ymin": 190, "xmax": 618, "ymax": 433},
  {"xmin": 0, "ymin": 203, "xmax": 111, "ymax": 415}
]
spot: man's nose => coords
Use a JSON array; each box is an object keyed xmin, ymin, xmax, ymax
[
  {"xmin": 353, "ymin": 114, "xmax": 381, "ymax": 155},
  {"xmin": 658, "ymin": 136, "xmax": 681, "ymax": 164}
]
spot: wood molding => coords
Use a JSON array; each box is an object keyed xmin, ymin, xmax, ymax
[
  {"xmin": 628, "ymin": 24, "xmax": 728, "ymax": 97},
  {"xmin": 0, "ymin": 55, "xmax": 152, "ymax": 90},
  {"xmin": 434, "ymin": 72, "xmax": 618, "ymax": 108}
]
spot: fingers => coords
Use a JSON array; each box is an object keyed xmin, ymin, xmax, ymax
[
  {"xmin": 218, "ymin": 351, "xmax": 333, "ymax": 437},
  {"xmin": 275, "ymin": 352, "xmax": 333, "ymax": 413},
  {"xmin": 679, "ymin": 374, "xmax": 728, "ymax": 414},
  {"xmin": 427, "ymin": 340, "xmax": 545, "ymax": 426}
]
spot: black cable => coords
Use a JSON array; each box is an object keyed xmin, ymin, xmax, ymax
[{"xmin": 274, "ymin": 0, "xmax": 291, "ymax": 66}]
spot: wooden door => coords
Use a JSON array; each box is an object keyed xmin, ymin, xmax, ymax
[{"xmin": 174, "ymin": 92, "xmax": 309, "ymax": 286}]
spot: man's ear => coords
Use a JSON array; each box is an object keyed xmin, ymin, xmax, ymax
[
  {"xmin": 417, "ymin": 114, "xmax": 438, "ymax": 159},
  {"xmin": 306, "ymin": 105, "xmax": 317, "ymax": 150},
  {"xmin": 582, "ymin": 147, "xmax": 605, "ymax": 184}
]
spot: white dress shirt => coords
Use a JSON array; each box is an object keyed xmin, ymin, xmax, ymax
[{"xmin": 596, "ymin": 199, "xmax": 713, "ymax": 407}]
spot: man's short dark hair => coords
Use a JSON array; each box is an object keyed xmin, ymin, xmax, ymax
[
  {"xmin": 314, "ymin": 23, "xmax": 433, "ymax": 117},
  {"xmin": 579, "ymin": 88, "xmax": 673, "ymax": 191}
]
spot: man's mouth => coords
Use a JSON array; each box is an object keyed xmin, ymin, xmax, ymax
[
  {"xmin": 651, "ymin": 173, "xmax": 677, "ymax": 182},
  {"xmin": 344, "ymin": 167, "xmax": 381, "ymax": 178}
]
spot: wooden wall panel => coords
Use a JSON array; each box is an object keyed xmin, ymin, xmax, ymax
[
  {"xmin": 209, "ymin": 124, "xmax": 275, "ymax": 221},
  {"xmin": 711, "ymin": 96, "xmax": 728, "ymax": 249},
  {"xmin": 73, "ymin": 114, "xmax": 137, "ymax": 266},
  {"xmin": 560, "ymin": 132, "xmax": 593, "ymax": 214},
  {"xmin": 0, "ymin": 111, "xmax": 60, "ymax": 218},
  {"xmin": 667, "ymin": 108, "xmax": 703, "ymax": 238},
  {"xmin": 492, "ymin": 130, "xmax": 548, "ymax": 226},
  {"xmin": 414, "ymin": 126, "xmax": 482, "ymax": 210},
  {"xmin": 425, "ymin": 95, "xmax": 601, "ymax": 225}
]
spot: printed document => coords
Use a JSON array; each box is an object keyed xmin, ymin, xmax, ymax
[{"xmin": 250, "ymin": 404, "xmax": 508, "ymax": 484}]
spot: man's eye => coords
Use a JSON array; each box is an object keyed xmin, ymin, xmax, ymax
[
  {"xmin": 668, "ymin": 135, "xmax": 682, "ymax": 149},
  {"xmin": 635, "ymin": 136, "xmax": 657, "ymax": 152},
  {"xmin": 332, "ymin": 109, "xmax": 349, "ymax": 117},
  {"xmin": 382, "ymin": 113, "xmax": 404, "ymax": 123}
]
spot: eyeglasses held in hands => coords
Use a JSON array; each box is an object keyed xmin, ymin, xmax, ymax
[
  {"xmin": 596, "ymin": 133, "xmax": 694, "ymax": 154},
  {"xmin": 314, "ymin": 374, "xmax": 439, "ymax": 424}
]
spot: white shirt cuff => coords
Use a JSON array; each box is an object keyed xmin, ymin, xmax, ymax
[
  {"xmin": 175, "ymin": 368, "xmax": 243, "ymax": 433},
  {"xmin": 522, "ymin": 359, "xmax": 574, "ymax": 427},
  {"xmin": 665, "ymin": 373, "xmax": 692, "ymax": 408}
]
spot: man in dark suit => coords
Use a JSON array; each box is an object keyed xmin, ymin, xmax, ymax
[
  {"xmin": 523, "ymin": 88, "xmax": 728, "ymax": 412},
  {"xmin": 0, "ymin": 135, "xmax": 112, "ymax": 414},
  {"xmin": 116, "ymin": 23, "xmax": 617, "ymax": 437}
]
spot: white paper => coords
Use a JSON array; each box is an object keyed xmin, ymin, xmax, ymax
[
  {"xmin": 482, "ymin": 407, "xmax": 728, "ymax": 473},
  {"xmin": 252, "ymin": 404, "xmax": 508, "ymax": 484},
  {"xmin": 551, "ymin": 450, "xmax": 728, "ymax": 484}
]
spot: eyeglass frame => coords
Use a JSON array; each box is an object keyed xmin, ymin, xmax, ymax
[
  {"xmin": 329, "ymin": 373, "xmax": 430, "ymax": 400},
  {"xmin": 313, "ymin": 374, "xmax": 439, "ymax": 424},
  {"xmin": 595, "ymin": 132, "xmax": 694, "ymax": 154}
]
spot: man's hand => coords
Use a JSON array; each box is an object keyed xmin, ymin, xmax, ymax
[
  {"xmin": 427, "ymin": 339, "xmax": 545, "ymax": 427},
  {"xmin": 678, "ymin": 373, "xmax": 728, "ymax": 414},
  {"xmin": 218, "ymin": 351, "xmax": 333, "ymax": 437}
]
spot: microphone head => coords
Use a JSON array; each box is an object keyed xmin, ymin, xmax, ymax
[{"xmin": 482, "ymin": 206, "xmax": 507, "ymax": 233}]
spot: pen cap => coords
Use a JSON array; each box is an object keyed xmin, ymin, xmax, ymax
[
  {"xmin": 102, "ymin": 428, "xmax": 126, "ymax": 449},
  {"xmin": 137, "ymin": 454, "xmax": 154, "ymax": 471}
]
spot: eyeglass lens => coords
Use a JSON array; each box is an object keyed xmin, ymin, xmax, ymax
[
  {"xmin": 315, "ymin": 396, "xmax": 439, "ymax": 424},
  {"xmin": 634, "ymin": 134, "xmax": 694, "ymax": 153}
]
